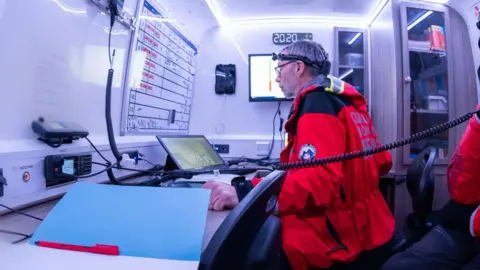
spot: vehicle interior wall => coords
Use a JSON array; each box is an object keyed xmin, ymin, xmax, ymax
[
  {"xmin": 369, "ymin": 0, "xmax": 408, "ymax": 226},
  {"xmin": 189, "ymin": 24, "xmax": 346, "ymax": 158},
  {"xmin": 0, "ymin": 0, "xmax": 217, "ymax": 208},
  {"xmin": 450, "ymin": 0, "xmax": 480, "ymax": 101}
]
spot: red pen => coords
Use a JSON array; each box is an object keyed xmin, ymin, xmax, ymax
[{"xmin": 35, "ymin": 241, "xmax": 119, "ymax": 256}]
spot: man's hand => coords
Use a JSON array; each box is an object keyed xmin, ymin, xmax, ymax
[{"xmin": 202, "ymin": 180, "xmax": 239, "ymax": 211}]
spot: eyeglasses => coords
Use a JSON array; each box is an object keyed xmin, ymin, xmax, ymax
[{"xmin": 275, "ymin": 61, "xmax": 296, "ymax": 77}]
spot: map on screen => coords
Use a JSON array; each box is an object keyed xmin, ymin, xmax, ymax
[{"xmin": 160, "ymin": 137, "xmax": 224, "ymax": 170}]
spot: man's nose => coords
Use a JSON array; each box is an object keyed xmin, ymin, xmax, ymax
[{"xmin": 275, "ymin": 76, "xmax": 280, "ymax": 83}]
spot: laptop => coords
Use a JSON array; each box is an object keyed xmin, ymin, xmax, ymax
[{"xmin": 156, "ymin": 135, "xmax": 229, "ymax": 171}]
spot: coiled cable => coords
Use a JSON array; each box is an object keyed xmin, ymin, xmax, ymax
[{"xmin": 273, "ymin": 110, "xmax": 479, "ymax": 170}]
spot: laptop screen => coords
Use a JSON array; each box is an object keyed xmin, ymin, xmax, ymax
[{"xmin": 157, "ymin": 136, "xmax": 225, "ymax": 170}]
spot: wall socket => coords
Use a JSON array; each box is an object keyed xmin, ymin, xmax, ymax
[{"xmin": 256, "ymin": 141, "xmax": 271, "ymax": 157}]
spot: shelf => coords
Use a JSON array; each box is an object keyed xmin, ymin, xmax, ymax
[
  {"xmin": 418, "ymin": 64, "xmax": 447, "ymax": 79},
  {"xmin": 408, "ymin": 40, "xmax": 446, "ymax": 55},
  {"xmin": 339, "ymin": 65, "xmax": 363, "ymax": 69},
  {"xmin": 411, "ymin": 109, "xmax": 448, "ymax": 114}
]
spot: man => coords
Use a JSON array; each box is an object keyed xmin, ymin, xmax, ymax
[
  {"xmin": 381, "ymin": 106, "xmax": 480, "ymax": 270},
  {"xmin": 203, "ymin": 40, "xmax": 394, "ymax": 270}
]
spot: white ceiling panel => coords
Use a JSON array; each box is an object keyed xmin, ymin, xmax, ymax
[{"xmin": 213, "ymin": 0, "xmax": 379, "ymax": 21}]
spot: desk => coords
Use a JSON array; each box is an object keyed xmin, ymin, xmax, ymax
[
  {"xmin": 0, "ymin": 169, "xmax": 267, "ymax": 270},
  {"xmin": 0, "ymin": 199, "xmax": 231, "ymax": 269}
]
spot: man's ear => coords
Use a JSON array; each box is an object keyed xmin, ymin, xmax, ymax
[{"xmin": 296, "ymin": 61, "xmax": 306, "ymax": 75}]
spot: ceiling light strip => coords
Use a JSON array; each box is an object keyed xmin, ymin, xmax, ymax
[
  {"xmin": 368, "ymin": 0, "xmax": 390, "ymax": 26},
  {"xmin": 407, "ymin": 10, "xmax": 432, "ymax": 30},
  {"xmin": 348, "ymin": 33, "xmax": 362, "ymax": 45},
  {"xmin": 204, "ymin": 0, "xmax": 225, "ymax": 26},
  {"xmin": 225, "ymin": 17, "xmax": 367, "ymax": 27},
  {"xmin": 205, "ymin": 0, "xmax": 448, "ymax": 28}
]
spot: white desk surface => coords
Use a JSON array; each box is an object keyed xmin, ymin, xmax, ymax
[
  {"xmin": 0, "ymin": 199, "xmax": 230, "ymax": 270},
  {"xmin": 0, "ymin": 180, "xmax": 237, "ymax": 270}
]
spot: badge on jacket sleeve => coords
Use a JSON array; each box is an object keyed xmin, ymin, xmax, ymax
[{"xmin": 299, "ymin": 144, "xmax": 316, "ymax": 161}]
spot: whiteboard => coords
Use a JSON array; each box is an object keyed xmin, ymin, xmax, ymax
[
  {"xmin": 0, "ymin": 0, "xmax": 138, "ymax": 141},
  {"xmin": 120, "ymin": 0, "xmax": 198, "ymax": 135}
]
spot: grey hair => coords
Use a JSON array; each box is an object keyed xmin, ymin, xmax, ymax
[{"xmin": 280, "ymin": 40, "xmax": 329, "ymax": 76}]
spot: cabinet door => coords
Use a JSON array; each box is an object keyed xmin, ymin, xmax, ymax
[
  {"xmin": 334, "ymin": 27, "xmax": 368, "ymax": 100},
  {"xmin": 400, "ymin": 3, "xmax": 451, "ymax": 164}
]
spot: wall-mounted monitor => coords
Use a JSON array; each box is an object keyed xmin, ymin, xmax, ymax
[{"xmin": 248, "ymin": 54, "xmax": 293, "ymax": 102}]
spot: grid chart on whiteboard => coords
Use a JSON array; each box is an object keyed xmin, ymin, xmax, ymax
[{"xmin": 126, "ymin": 0, "xmax": 197, "ymax": 133}]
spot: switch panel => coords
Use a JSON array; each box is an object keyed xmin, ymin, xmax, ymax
[
  {"xmin": 256, "ymin": 141, "xmax": 271, "ymax": 157},
  {"xmin": 212, "ymin": 144, "xmax": 229, "ymax": 154}
]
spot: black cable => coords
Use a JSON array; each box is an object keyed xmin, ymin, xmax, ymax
[
  {"xmin": 108, "ymin": 25, "xmax": 113, "ymax": 68},
  {"xmin": 0, "ymin": 204, "xmax": 40, "ymax": 244},
  {"xmin": 141, "ymin": 159, "xmax": 156, "ymax": 166},
  {"xmin": 92, "ymin": 161, "xmax": 162, "ymax": 174},
  {"xmin": 107, "ymin": 0, "xmax": 116, "ymax": 68},
  {"xmin": 85, "ymin": 133, "xmax": 163, "ymax": 181},
  {"xmin": 273, "ymin": 110, "xmax": 479, "ymax": 170},
  {"xmin": 231, "ymin": 102, "xmax": 281, "ymax": 165},
  {"xmin": 104, "ymin": 9, "xmax": 123, "ymax": 185},
  {"xmin": 105, "ymin": 6, "xmax": 121, "ymax": 162},
  {"xmin": 0, "ymin": 203, "xmax": 43, "ymax": 221},
  {"xmin": 76, "ymin": 163, "xmax": 116, "ymax": 179},
  {"xmin": 12, "ymin": 234, "xmax": 32, "ymax": 244},
  {"xmin": 98, "ymin": 2, "xmax": 127, "ymax": 186},
  {"xmin": 0, "ymin": 229, "xmax": 32, "ymax": 244},
  {"xmin": 264, "ymin": 101, "xmax": 281, "ymax": 159},
  {"xmin": 106, "ymin": 67, "xmax": 121, "ymax": 162},
  {"xmin": 85, "ymin": 137, "xmax": 110, "ymax": 164},
  {"xmin": 138, "ymin": 153, "xmax": 159, "ymax": 167},
  {"xmin": 113, "ymin": 166, "xmax": 161, "ymax": 173},
  {"xmin": 0, "ymin": 187, "xmax": 39, "ymax": 244},
  {"xmin": 0, "ymin": 229, "xmax": 30, "ymax": 237},
  {"xmin": 226, "ymin": 156, "xmax": 247, "ymax": 166}
]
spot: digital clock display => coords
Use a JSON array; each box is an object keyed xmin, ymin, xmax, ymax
[{"xmin": 272, "ymin": 33, "xmax": 313, "ymax": 45}]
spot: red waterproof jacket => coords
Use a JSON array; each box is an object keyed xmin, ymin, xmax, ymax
[
  {"xmin": 447, "ymin": 104, "xmax": 480, "ymax": 236},
  {"xmin": 253, "ymin": 75, "xmax": 394, "ymax": 269}
]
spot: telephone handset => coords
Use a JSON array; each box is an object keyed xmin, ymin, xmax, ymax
[{"xmin": 272, "ymin": 110, "xmax": 480, "ymax": 170}]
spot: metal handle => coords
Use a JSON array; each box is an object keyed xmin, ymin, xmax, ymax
[{"xmin": 405, "ymin": 76, "xmax": 412, "ymax": 83}]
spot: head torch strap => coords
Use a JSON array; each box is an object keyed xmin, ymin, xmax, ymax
[{"xmin": 272, "ymin": 52, "xmax": 329, "ymax": 75}]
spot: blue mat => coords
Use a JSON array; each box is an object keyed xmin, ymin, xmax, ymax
[{"xmin": 30, "ymin": 182, "xmax": 210, "ymax": 261}]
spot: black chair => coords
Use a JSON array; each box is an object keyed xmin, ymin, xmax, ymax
[
  {"xmin": 391, "ymin": 147, "xmax": 438, "ymax": 253},
  {"xmin": 199, "ymin": 147, "xmax": 439, "ymax": 269},
  {"xmin": 199, "ymin": 170, "xmax": 286, "ymax": 270},
  {"xmin": 405, "ymin": 147, "xmax": 438, "ymax": 242}
]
